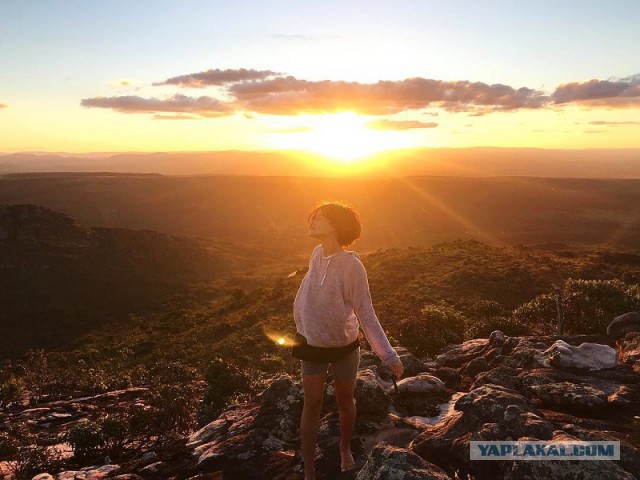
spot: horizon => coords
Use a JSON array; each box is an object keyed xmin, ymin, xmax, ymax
[{"xmin": 1, "ymin": 0, "xmax": 640, "ymax": 162}]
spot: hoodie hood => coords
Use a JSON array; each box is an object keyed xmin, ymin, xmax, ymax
[{"xmin": 313, "ymin": 244, "xmax": 358, "ymax": 286}]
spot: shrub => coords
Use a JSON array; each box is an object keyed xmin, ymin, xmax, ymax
[
  {"xmin": 396, "ymin": 303, "xmax": 467, "ymax": 357},
  {"xmin": 197, "ymin": 357, "xmax": 252, "ymax": 427},
  {"xmin": 513, "ymin": 278, "xmax": 640, "ymax": 335},
  {"xmin": 143, "ymin": 358, "xmax": 200, "ymax": 448},
  {"xmin": 62, "ymin": 419, "xmax": 104, "ymax": 461},
  {"xmin": 460, "ymin": 299, "xmax": 531, "ymax": 339}
]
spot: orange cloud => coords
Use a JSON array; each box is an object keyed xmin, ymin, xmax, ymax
[
  {"xmin": 0, "ymin": 103, "xmax": 6, "ymax": 109},
  {"xmin": 366, "ymin": 119, "xmax": 438, "ymax": 130},
  {"xmin": 551, "ymin": 74, "xmax": 640, "ymax": 107},
  {"xmin": 152, "ymin": 68, "xmax": 282, "ymax": 88},
  {"xmin": 80, "ymin": 69, "xmax": 640, "ymax": 119},
  {"xmin": 226, "ymin": 76, "xmax": 549, "ymax": 115},
  {"xmin": 80, "ymin": 94, "xmax": 236, "ymax": 117}
]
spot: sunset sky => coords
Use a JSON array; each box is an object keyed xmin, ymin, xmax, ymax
[{"xmin": 1, "ymin": 0, "xmax": 639, "ymax": 160}]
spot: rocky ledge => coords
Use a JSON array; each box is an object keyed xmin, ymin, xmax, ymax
[{"xmin": 14, "ymin": 328, "xmax": 640, "ymax": 480}]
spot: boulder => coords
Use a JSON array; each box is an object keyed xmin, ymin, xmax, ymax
[
  {"xmin": 543, "ymin": 340, "xmax": 617, "ymax": 371},
  {"xmin": 356, "ymin": 441, "xmax": 452, "ymax": 480},
  {"xmin": 395, "ymin": 374, "xmax": 447, "ymax": 396},
  {"xmin": 489, "ymin": 330, "xmax": 506, "ymax": 348},
  {"xmin": 435, "ymin": 339, "xmax": 489, "ymax": 368},
  {"xmin": 607, "ymin": 311, "xmax": 640, "ymax": 338}
]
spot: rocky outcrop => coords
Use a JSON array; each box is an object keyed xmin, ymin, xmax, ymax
[{"xmin": 13, "ymin": 331, "xmax": 640, "ymax": 480}]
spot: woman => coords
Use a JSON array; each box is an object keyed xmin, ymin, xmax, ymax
[{"xmin": 293, "ymin": 201, "xmax": 404, "ymax": 479}]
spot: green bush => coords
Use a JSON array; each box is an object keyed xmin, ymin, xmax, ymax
[
  {"xmin": 396, "ymin": 303, "xmax": 467, "ymax": 357},
  {"xmin": 62, "ymin": 419, "xmax": 104, "ymax": 461},
  {"xmin": 143, "ymin": 358, "xmax": 200, "ymax": 447},
  {"xmin": 513, "ymin": 278, "xmax": 640, "ymax": 335},
  {"xmin": 460, "ymin": 299, "xmax": 531, "ymax": 339},
  {"xmin": 197, "ymin": 357, "xmax": 252, "ymax": 427}
]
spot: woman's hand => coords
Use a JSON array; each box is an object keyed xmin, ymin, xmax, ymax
[{"xmin": 388, "ymin": 358, "xmax": 404, "ymax": 379}]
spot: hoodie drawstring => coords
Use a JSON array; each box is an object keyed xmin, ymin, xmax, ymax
[{"xmin": 320, "ymin": 258, "xmax": 331, "ymax": 286}]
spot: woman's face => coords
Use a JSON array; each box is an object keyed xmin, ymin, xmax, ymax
[{"xmin": 308, "ymin": 209, "xmax": 336, "ymax": 239}]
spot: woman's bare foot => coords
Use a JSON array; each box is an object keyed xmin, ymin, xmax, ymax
[{"xmin": 340, "ymin": 447, "xmax": 356, "ymax": 472}]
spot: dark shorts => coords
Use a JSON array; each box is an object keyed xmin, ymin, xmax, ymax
[{"xmin": 300, "ymin": 347, "xmax": 360, "ymax": 381}]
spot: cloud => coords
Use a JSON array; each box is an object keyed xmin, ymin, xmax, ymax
[
  {"xmin": 0, "ymin": 103, "xmax": 6, "ymax": 109},
  {"xmin": 227, "ymin": 75, "xmax": 550, "ymax": 116},
  {"xmin": 366, "ymin": 119, "xmax": 438, "ymax": 130},
  {"xmin": 152, "ymin": 68, "xmax": 282, "ymax": 88},
  {"xmin": 83, "ymin": 69, "xmax": 640, "ymax": 120},
  {"xmin": 80, "ymin": 94, "xmax": 236, "ymax": 117},
  {"xmin": 551, "ymin": 74, "xmax": 640, "ymax": 107},
  {"xmin": 588, "ymin": 120, "xmax": 640, "ymax": 126}
]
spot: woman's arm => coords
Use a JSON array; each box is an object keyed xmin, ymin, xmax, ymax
[{"xmin": 346, "ymin": 258, "xmax": 401, "ymax": 366}]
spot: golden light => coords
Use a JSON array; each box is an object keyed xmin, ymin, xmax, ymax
[
  {"xmin": 266, "ymin": 111, "xmax": 420, "ymax": 164},
  {"xmin": 264, "ymin": 329, "xmax": 294, "ymax": 347}
]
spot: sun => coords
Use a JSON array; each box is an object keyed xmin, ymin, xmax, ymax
[{"xmin": 266, "ymin": 111, "xmax": 418, "ymax": 164}]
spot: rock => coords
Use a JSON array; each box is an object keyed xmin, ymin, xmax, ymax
[
  {"xmin": 543, "ymin": 340, "xmax": 617, "ymax": 371},
  {"xmin": 188, "ymin": 403, "xmax": 260, "ymax": 450},
  {"xmin": 140, "ymin": 451, "xmax": 157, "ymax": 462},
  {"xmin": 356, "ymin": 441, "xmax": 452, "ymax": 479},
  {"xmin": 561, "ymin": 423, "xmax": 640, "ymax": 479},
  {"xmin": 501, "ymin": 405, "xmax": 555, "ymax": 440},
  {"xmin": 489, "ymin": 330, "xmax": 506, "ymax": 348},
  {"xmin": 504, "ymin": 435, "xmax": 636, "ymax": 480},
  {"xmin": 617, "ymin": 332, "xmax": 640, "ymax": 371},
  {"xmin": 471, "ymin": 366, "xmax": 522, "ymax": 391},
  {"xmin": 392, "ymin": 346, "xmax": 430, "ymax": 376},
  {"xmin": 436, "ymin": 339, "xmax": 489, "ymax": 368},
  {"xmin": 525, "ymin": 381, "xmax": 608, "ymax": 412},
  {"xmin": 32, "ymin": 475, "xmax": 55, "ymax": 480},
  {"xmin": 607, "ymin": 384, "xmax": 640, "ymax": 409},
  {"xmin": 460, "ymin": 356, "xmax": 489, "ymax": 377},
  {"xmin": 504, "ymin": 341, "xmax": 548, "ymax": 369},
  {"xmin": 430, "ymin": 367, "xmax": 461, "ymax": 389},
  {"xmin": 354, "ymin": 369, "xmax": 393, "ymax": 415},
  {"xmin": 393, "ymin": 373, "xmax": 451, "ymax": 417},
  {"xmin": 454, "ymin": 384, "xmax": 539, "ymax": 424},
  {"xmin": 607, "ymin": 311, "xmax": 640, "ymax": 338},
  {"xmin": 54, "ymin": 464, "xmax": 121, "ymax": 479},
  {"xmin": 250, "ymin": 375, "xmax": 303, "ymax": 441},
  {"xmin": 395, "ymin": 374, "xmax": 447, "ymax": 395}
]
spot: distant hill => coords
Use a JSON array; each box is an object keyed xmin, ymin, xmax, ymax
[
  {"xmin": 1, "ymin": 147, "xmax": 640, "ymax": 177},
  {"xmin": 2, "ymin": 173, "xmax": 640, "ymax": 252},
  {"xmin": 0, "ymin": 203, "xmax": 235, "ymax": 357}
]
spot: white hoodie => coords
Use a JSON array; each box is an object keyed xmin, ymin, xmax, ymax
[{"xmin": 293, "ymin": 244, "xmax": 401, "ymax": 366}]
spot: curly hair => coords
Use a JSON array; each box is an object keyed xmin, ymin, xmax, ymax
[{"xmin": 307, "ymin": 200, "xmax": 362, "ymax": 247}]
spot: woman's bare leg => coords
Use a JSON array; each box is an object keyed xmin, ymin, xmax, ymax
[
  {"xmin": 334, "ymin": 376, "xmax": 357, "ymax": 471},
  {"xmin": 301, "ymin": 372, "xmax": 327, "ymax": 480}
]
